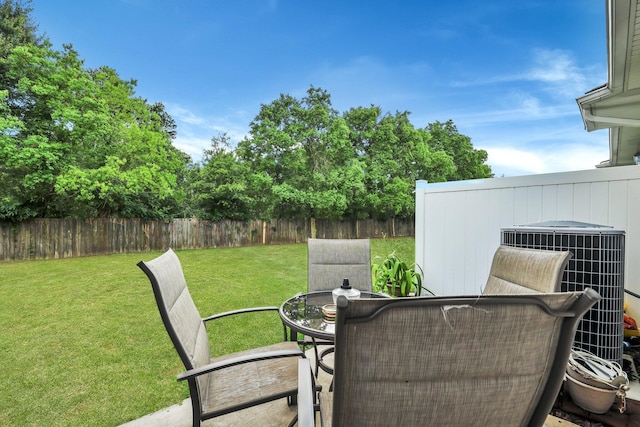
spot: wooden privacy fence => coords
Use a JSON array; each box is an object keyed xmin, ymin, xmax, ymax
[{"xmin": 0, "ymin": 217, "xmax": 414, "ymax": 261}]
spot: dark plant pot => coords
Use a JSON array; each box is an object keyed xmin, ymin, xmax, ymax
[{"xmin": 386, "ymin": 283, "xmax": 404, "ymax": 297}]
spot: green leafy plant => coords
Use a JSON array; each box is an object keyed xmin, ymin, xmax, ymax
[{"xmin": 372, "ymin": 252, "xmax": 433, "ymax": 297}]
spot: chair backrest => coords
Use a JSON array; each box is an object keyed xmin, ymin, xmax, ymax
[
  {"xmin": 138, "ymin": 249, "xmax": 210, "ymax": 394},
  {"xmin": 331, "ymin": 290, "xmax": 600, "ymax": 427},
  {"xmin": 483, "ymin": 245, "xmax": 572, "ymax": 295},
  {"xmin": 307, "ymin": 238, "xmax": 372, "ymax": 292}
]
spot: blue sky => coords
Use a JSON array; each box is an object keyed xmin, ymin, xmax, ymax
[{"xmin": 31, "ymin": 0, "xmax": 608, "ymax": 177}]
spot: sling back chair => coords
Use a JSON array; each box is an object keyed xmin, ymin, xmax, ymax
[
  {"xmin": 307, "ymin": 238, "xmax": 373, "ymax": 292},
  {"xmin": 483, "ymin": 245, "xmax": 572, "ymax": 295},
  {"xmin": 306, "ymin": 238, "xmax": 373, "ymax": 377},
  {"xmin": 297, "ymin": 289, "xmax": 600, "ymax": 427},
  {"xmin": 138, "ymin": 248, "xmax": 303, "ymax": 427}
]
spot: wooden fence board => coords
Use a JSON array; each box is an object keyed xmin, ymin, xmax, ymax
[{"xmin": 0, "ymin": 217, "xmax": 414, "ymax": 261}]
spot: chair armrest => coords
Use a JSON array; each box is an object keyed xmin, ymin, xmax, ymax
[
  {"xmin": 202, "ymin": 306, "xmax": 279, "ymax": 322},
  {"xmin": 297, "ymin": 358, "xmax": 316, "ymax": 427},
  {"xmin": 177, "ymin": 349, "xmax": 303, "ymax": 382},
  {"xmin": 203, "ymin": 306, "xmax": 290, "ymax": 341}
]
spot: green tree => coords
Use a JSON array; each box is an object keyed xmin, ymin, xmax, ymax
[
  {"xmin": 344, "ymin": 110, "xmax": 456, "ymax": 219},
  {"xmin": 343, "ymin": 105, "xmax": 381, "ymax": 158},
  {"xmin": 427, "ymin": 120, "xmax": 493, "ymax": 180},
  {"xmin": 149, "ymin": 101, "xmax": 177, "ymax": 141},
  {"xmin": 0, "ymin": 0, "xmax": 40, "ymax": 54},
  {"xmin": 238, "ymin": 86, "xmax": 363, "ymax": 219},
  {"xmin": 235, "ymin": 87, "xmax": 490, "ymax": 221},
  {"xmin": 195, "ymin": 133, "xmax": 258, "ymax": 221},
  {"xmin": 0, "ymin": 0, "xmax": 43, "ymax": 97},
  {"xmin": 362, "ymin": 112, "xmax": 418, "ymax": 219},
  {"xmin": 0, "ymin": 43, "xmax": 80, "ymax": 219},
  {"xmin": 52, "ymin": 64, "xmax": 186, "ymax": 218},
  {"xmin": 0, "ymin": 42, "xmax": 186, "ymax": 220}
]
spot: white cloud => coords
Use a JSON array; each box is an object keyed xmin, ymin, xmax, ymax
[
  {"xmin": 165, "ymin": 103, "xmax": 250, "ymax": 161},
  {"xmin": 526, "ymin": 49, "xmax": 592, "ymax": 97},
  {"xmin": 169, "ymin": 105, "xmax": 206, "ymax": 126},
  {"xmin": 486, "ymin": 147, "xmax": 548, "ymax": 175},
  {"xmin": 451, "ymin": 48, "xmax": 601, "ymax": 97},
  {"xmin": 447, "ymin": 101, "xmax": 577, "ymax": 127},
  {"xmin": 527, "ymin": 49, "xmax": 581, "ymax": 81},
  {"xmin": 173, "ymin": 135, "xmax": 212, "ymax": 160},
  {"xmin": 482, "ymin": 136, "xmax": 609, "ymax": 177}
]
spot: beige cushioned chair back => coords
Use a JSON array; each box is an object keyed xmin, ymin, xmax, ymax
[
  {"xmin": 330, "ymin": 290, "xmax": 599, "ymax": 427},
  {"xmin": 307, "ymin": 238, "xmax": 372, "ymax": 292},
  {"xmin": 483, "ymin": 245, "xmax": 572, "ymax": 295},
  {"xmin": 138, "ymin": 249, "xmax": 211, "ymax": 395}
]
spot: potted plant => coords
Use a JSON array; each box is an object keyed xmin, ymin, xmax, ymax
[{"xmin": 371, "ymin": 252, "xmax": 434, "ymax": 297}]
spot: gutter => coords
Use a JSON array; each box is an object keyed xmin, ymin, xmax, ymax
[{"xmin": 582, "ymin": 109, "xmax": 640, "ymax": 128}]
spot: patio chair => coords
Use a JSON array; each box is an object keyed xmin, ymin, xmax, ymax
[
  {"xmin": 138, "ymin": 248, "xmax": 304, "ymax": 427},
  {"xmin": 297, "ymin": 289, "xmax": 600, "ymax": 427},
  {"xmin": 307, "ymin": 238, "xmax": 372, "ymax": 292},
  {"xmin": 306, "ymin": 238, "xmax": 372, "ymax": 377},
  {"xmin": 483, "ymin": 245, "xmax": 572, "ymax": 295}
]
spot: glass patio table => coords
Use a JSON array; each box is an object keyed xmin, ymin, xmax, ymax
[
  {"xmin": 279, "ymin": 290, "xmax": 386, "ymax": 341},
  {"xmin": 279, "ymin": 290, "xmax": 388, "ymax": 377}
]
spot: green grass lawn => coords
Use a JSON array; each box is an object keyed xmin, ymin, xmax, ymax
[{"xmin": 0, "ymin": 237, "xmax": 415, "ymax": 426}]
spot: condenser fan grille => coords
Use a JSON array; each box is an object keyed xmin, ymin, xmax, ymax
[{"xmin": 502, "ymin": 222, "xmax": 625, "ymax": 365}]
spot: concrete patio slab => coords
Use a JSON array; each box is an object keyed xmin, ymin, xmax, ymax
[
  {"xmin": 119, "ymin": 349, "xmax": 592, "ymax": 427},
  {"xmin": 120, "ymin": 397, "xmax": 298, "ymax": 427}
]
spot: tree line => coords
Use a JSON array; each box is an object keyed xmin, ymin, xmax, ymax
[{"xmin": 0, "ymin": 0, "xmax": 493, "ymax": 223}]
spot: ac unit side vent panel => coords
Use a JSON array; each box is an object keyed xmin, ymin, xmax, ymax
[{"xmin": 501, "ymin": 226, "xmax": 625, "ymax": 365}]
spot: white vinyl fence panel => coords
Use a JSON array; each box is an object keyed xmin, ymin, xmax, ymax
[{"xmin": 415, "ymin": 165, "xmax": 640, "ymax": 316}]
